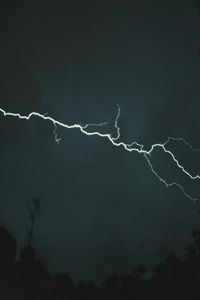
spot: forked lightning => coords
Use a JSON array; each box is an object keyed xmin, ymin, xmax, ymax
[{"xmin": 0, "ymin": 106, "xmax": 199, "ymax": 201}]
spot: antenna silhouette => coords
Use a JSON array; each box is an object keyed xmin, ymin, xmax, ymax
[{"xmin": 27, "ymin": 198, "xmax": 41, "ymax": 247}]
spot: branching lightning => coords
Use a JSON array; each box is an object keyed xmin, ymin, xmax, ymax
[{"xmin": 0, "ymin": 106, "xmax": 199, "ymax": 201}]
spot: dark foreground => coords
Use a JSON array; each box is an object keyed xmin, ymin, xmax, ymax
[{"xmin": 0, "ymin": 225, "xmax": 200, "ymax": 300}]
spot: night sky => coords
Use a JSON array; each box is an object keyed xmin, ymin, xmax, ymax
[{"xmin": 0, "ymin": 0, "xmax": 200, "ymax": 283}]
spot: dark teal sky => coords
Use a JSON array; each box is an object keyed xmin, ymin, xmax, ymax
[{"xmin": 0, "ymin": 0, "xmax": 200, "ymax": 282}]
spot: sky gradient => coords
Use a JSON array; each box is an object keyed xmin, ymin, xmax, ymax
[{"xmin": 0, "ymin": 0, "xmax": 200, "ymax": 282}]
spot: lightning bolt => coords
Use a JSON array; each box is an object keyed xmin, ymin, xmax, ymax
[{"xmin": 0, "ymin": 106, "xmax": 199, "ymax": 201}]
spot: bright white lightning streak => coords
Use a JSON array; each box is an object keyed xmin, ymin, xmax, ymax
[{"xmin": 0, "ymin": 106, "xmax": 199, "ymax": 201}]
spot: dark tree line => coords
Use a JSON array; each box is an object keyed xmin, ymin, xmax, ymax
[{"xmin": 0, "ymin": 224, "xmax": 200, "ymax": 299}]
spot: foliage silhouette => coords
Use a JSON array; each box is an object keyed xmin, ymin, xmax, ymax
[{"xmin": 0, "ymin": 224, "xmax": 200, "ymax": 299}]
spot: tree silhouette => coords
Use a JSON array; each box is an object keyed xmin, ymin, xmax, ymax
[{"xmin": 0, "ymin": 209, "xmax": 200, "ymax": 299}]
